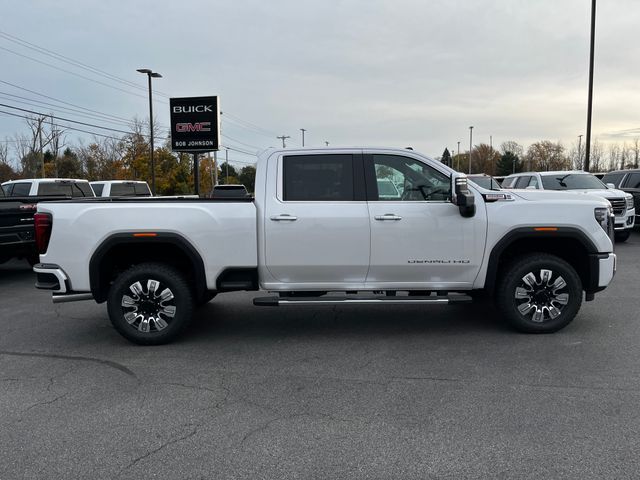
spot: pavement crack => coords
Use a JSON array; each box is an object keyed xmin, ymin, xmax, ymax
[
  {"xmin": 23, "ymin": 392, "xmax": 69, "ymax": 414},
  {"xmin": 120, "ymin": 426, "xmax": 198, "ymax": 474},
  {"xmin": 0, "ymin": 350, "xmax": 139, "ymax": 384}
]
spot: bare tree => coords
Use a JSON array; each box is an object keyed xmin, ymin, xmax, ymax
[
  {"xmin": 0, "ymin": 140, "xmax": 8, "ymax": 165},
  {"xmin": 590, "ymin": 139, "xmax": 604, "ymax": 173},
  {"xmin": 46, "ymin": 117, "xmax": 67, "ymax": 177},
  {"xmin": 632, "ymin": 138, "xmax": 640, "ymax": 169},
  {"xmin": 607, "ymin": 144, "xmax": 620, "ymax": 171},
  {"xmin": 500, "ymin": 140, "xmax": 524, "ymax": 158}
]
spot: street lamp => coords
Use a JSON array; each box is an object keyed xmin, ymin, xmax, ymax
[
  {"xmin": 300, "ymin": 128, "xmax": 306, "ymax": 147},
  {"xmin": 137, "ymin": 68, "xmax": 162, "ymax": 195}
]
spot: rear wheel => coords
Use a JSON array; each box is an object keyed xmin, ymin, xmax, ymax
[
  {"xmin": 615, "ymin": 230, "xmax": 631, "ymax": 243},
  {"xmin": 107, "ymin": 262, "xmax": 194, "ymax": 345},
  {"xmin": 495, "ymin": 253, "xmax": 582, "ymax": 333}
]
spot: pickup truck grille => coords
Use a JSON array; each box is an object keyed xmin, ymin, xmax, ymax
[{"xmin": 608, "ymin": 198, "xmax": 626, "ymax": 216}]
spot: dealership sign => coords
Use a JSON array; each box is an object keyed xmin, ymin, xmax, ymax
[{"xmin": 169, "ymin": 96, "xmax": 220, "ymax": 152}]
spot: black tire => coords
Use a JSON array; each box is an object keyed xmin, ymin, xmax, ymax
[
  {"xmin": 495, "ymin": 253, "xmax": 582, "ymax": 333},
  {"xmin": 107, "ymin": 262, "xmax": 194, "ymax": 345},
  {"xmin": 615, "ymin": 230, "xmax": 631, "ymax": 243}
]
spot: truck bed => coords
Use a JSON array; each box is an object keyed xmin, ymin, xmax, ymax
[{"xmin": 37, "ymin": 199, "xmax": 258, "ymax": 292}]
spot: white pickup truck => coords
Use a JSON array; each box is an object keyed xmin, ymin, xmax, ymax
[{"xmin": 33, "ymin": 147, "xmax": 617, "ymax": 344}]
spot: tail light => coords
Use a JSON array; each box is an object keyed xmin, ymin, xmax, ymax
[{"xmin": 34, "ymin": 212, "xmax": 52, "ymax": 254}]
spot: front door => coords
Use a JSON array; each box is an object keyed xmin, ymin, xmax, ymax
[
  {"xmin": 365, "ymin": 153, "xmax": 486, "ymax": 289},
  {"xmin": 263, "ymin": 152, "xmax": 370, "ymax": 287}
]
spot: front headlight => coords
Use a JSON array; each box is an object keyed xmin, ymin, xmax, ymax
[
  {"xmin": 595, "ymin": 206, "xmax": 613, "ymax": 233},
  {"xmin": 626, "ymin": 195, "xmax": 634, "ymax": 210}
]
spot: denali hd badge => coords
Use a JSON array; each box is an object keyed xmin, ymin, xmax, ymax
[{"xmin": 408, "ymin": 259, "xmax": 471, "ymax": 264}]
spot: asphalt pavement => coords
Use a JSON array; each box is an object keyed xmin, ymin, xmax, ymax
[{"xmin": 1, "ymin": 233, "xmax": 640, "ymax": 479}]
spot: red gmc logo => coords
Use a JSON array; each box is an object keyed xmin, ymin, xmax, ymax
[{"xmin": 176, "ymin": 122, "xmax": 211, "ymax": 132}]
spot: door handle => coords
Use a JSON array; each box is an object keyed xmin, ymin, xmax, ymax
[
  {"xmin": 374, "ymin": 214, "xmax": 402, "ymax": 221},
  {"xmin": 270, "ymin": 214, "xmax": 298, "ymax": 221}
]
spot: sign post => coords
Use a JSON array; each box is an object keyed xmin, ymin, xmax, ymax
[{"xmin": 169, "ymin": 96, "xmax": 220, "ymax": 196}]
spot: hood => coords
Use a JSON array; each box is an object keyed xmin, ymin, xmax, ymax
[
  {"xmin": 510, "ymin": 189, "xmax": 611, "ymax": 206},
  {"xmin": 544, "ymin": 188, "xmax": 627, "ymax": 200}
]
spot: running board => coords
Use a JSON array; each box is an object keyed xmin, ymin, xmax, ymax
[{"xmin": 253, "ymin": 294, "xmax": 472, "ymax": 307}]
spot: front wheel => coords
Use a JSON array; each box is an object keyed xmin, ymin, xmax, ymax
[
  {"xmin": 495, "ymin": 253, "xmax": 582, "ymax": 333},
  {"xmin": 615, "ymin": 230, "xmax": 631, "ymax": 243},
  {"xmin": 107, "ymin": 262, "xmax": 194, "ymax": 345}
]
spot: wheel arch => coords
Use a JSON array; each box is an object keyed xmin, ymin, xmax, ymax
[
  {"xmin": 89, "ymin": 232, "xmax": 207, "ymax": 303},
  {"xmin": 484, "ymin": 227, "xmax": 599, "ymax": 295}
]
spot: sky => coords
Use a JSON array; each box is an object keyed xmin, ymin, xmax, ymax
[{"xmin": 1, "ymin": 0, "xmax": 639, "ymax": 166}]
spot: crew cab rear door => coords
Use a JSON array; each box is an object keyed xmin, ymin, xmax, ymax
[
  {"xmin": 263, "ymin": 152, "xmax": 370, "ymax": 285},
  {"xmin": 364, "ymin": 152, "xmax": 487, "ymax": 288}
]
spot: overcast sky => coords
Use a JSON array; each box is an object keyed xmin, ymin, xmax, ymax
[{"xmin": 1, "ymin": 0, "xmax": 639, "ymax": 164}]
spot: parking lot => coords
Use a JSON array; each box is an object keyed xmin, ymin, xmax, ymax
[{"xmin": 0, "ymin": 234, "xmax": 638, "ymax": 479}]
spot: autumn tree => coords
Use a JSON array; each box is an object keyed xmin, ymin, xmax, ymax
[
  {"xmin": 525, "ymin": 141, "xmax": 567, "ymax": 171},
  {"xmin": 470, "ymin": 143, "xmax": 499, "ymax": 175}
]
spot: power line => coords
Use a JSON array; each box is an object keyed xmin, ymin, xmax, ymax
[
  {"xmin": 0, "ymin": 45, "xmax": 168, "ymax": 104},
  {"xmin": 0, "ymin": 30, "xmax": 172, "ymax": 98}
]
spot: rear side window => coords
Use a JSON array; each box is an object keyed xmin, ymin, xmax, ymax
[
  {"xmin": 515, "ymin": 176, "xmax": 531, "ymax": 188},
  {"xmin": 624, "ymin": 173, "xmax": 640, "ymax": 189},
  {"xmin": 91, "ymin": 184, "xmax": 104, "ymax": 196},
  {"xmin": 74, "ymin": 182, "xmax": 94, "ymax": 197},
  {"xmin": 10, "ymin": 183, "xmax": 31, "ymax": 196},
  {"xmin": 134, "ymin": 183, "xmax": 151, "ymax": 196},
  {"xmin": 602, "ymin": 172, "xmax": 625, "ymax": 187},
  {"xmin": 110, "ymin": 183, "xmax": 136, "ymax": 196},
  {"xmin": 283, "ymin": 155, "xmax": 354, "ymax": 201}
]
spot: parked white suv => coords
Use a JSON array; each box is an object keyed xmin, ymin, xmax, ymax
[
  {"xmin": 90, "ymin": 181, "xmax": 152, "ymax": 197},
  {"xmin": 502, "ymin": 171, "xmax": 635, "ymax": 242}
]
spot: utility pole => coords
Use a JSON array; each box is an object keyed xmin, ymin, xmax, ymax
[
  {"xmin": 300, "ymin": 128, "xmax": 306, "ymax": 147},
  {"xmin": 468, "ymin": 126, "xmax": 474, "ymax": 174},
  {"xmin": 584, "ymin": 0, "xmax": 596, "ymax": 172},
  {"xmin": 578, "ymin": 134, "xmax": 584, "ymax": 170},
  {"xmin": 277, "ymin": 135, "xmax": 290, "ymax": 148},
  {"xmin": 457, "ymin": 141, "xmax": 460, "ymax": 171},
  {"xmin": 225, "ymin": 148, "xmax": 229, "ymax": 183},
  {"xmin": 213, "ymin": 151, "xmax": 218, "ymax": 187}
]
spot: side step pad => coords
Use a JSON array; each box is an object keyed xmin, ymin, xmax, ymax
[{"xmin": 253, "ymin": 294, "xmax": 472, "ymax": 307}]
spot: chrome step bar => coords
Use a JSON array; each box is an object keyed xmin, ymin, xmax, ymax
[
  {"xmin": 52, "ymin": 293, "xmax": 94, "ymax": 304},
  {"xmin": 253, "ymin": 294, "xmax": 472, "ymax": 307}
]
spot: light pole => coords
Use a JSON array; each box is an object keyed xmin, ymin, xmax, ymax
[
  {"xmin": 457, "ymin": 141, "xmax": 460, "ymax": 171},
  {"xmin": 468, "ymin": 126, "xmax": 474, "ymax": 174},
  {"xmin": 578, "ymin": 134, "xmax": 584, "ymax": 169},
  {"xmin": 136, "ymin": 68, "xmax": 162, "ymax": 195},
  {"xmin": 584, "ymin": 0, "xmax": 596, "ymax": 172},
  {"xmin": 300, "ymin": 128, "xmax": 306, "ymax": 147},
  {"xmin": 225, "ymin": 147, "xmax": 229, "ymax": 183}
]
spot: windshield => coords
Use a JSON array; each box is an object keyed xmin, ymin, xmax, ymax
[
  {"xmin": 541, "ymin": 174, "xmax": 606, "ymax": 190},
  {"xmin": 468, "ymin": 176, "xmax": 500, "ymax": 190}
]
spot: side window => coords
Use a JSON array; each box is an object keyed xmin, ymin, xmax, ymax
[
  {"xmin": 625, "ymin": 173, "xmax": 640, "ymax": 189},
  {"xmin": 370, "ymin": 154, "xmax": 450, "ymax": 201},
  {"xmin": 283, "ymin": 154, "xmax": 354, "ymax": 201},
  {"xmin": 2, "ymin": 184, "xmax": 13, "ymax": 196},
  {"xmin": 602, "ymin": 172, "xmax": 625, "ymax": 187},
  {"xmin": 501, "ymin": 176, "xmax": 517, "ymax": 189},
  {"xmin": 91, "ymin": 184, "xmax": 104, "ymax": 196},
  {"xmin": 515, "ymin": 176, "xmax": 531, "ymax": 189},
  {"xmin": 527, "ymin": 176, "xmax": 539, "ymax": 189},
  {"xmin": 11, "ymin": 183, "xmax": 31, "ymax": 196},
  {"xmin": 110, "ymin": 183, "xmax": 136, "ymax": 196}
]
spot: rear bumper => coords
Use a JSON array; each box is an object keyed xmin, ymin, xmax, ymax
[{"xmin": 33, "ymin": 263, "xmax": 69, "ymax": 293}]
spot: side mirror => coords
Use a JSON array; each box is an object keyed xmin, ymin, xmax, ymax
[
  {"xmin": 606, "ymin": 183, "xmax": 616, "ymax": 189},
  {"xmin": 452, "ymin": 175, "xmax": 476, "ymax": 218}
]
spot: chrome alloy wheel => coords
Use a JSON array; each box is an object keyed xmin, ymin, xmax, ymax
[
  {"xmin": 121, "ymin": 279, "xmax": 176, "ymax": 333},
  {"xmin": 514, "ymin": 269, "xmax": 569, "ymax": 323}
]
